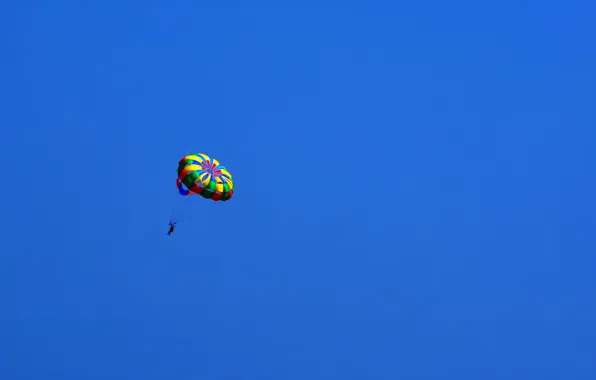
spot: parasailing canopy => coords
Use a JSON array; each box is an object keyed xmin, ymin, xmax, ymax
[{"xmin": 176, "ymin": 153, "xmax": 234, "ymax": 201}]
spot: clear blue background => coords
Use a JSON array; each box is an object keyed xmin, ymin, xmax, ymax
[{"xmin": 1, "ymin": 1, "xmax": 595, "ymax": 379}]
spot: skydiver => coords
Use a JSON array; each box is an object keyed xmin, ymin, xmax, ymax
[{"xmin": 167, "ymin": 222, "xmax": 176, "ymax": 235}]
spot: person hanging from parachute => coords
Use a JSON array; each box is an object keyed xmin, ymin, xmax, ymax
[
  {"xmin": 167, "ymin": 221, "xmax": 176, "ymax": 235},
  {"xmin": 168, "ymin": 153, "xmax": 234, "ymax": 235}
]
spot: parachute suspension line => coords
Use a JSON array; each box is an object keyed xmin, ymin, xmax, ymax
[{"xmin": 170, "ymin": 194, "xmax": 192, "ymax": 224}]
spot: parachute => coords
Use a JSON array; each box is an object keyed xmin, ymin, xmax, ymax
[
  {"xmin": 168, "ymin": 153, "xmax": 234, "ymax": 233},
  {"xmin": 176, "ymin": 153, "xmax": 234, "ymax": 200}
]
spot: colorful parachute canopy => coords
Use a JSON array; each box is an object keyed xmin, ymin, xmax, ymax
[{"xmin": 176, "ymin": 153, "xmax": 234, "ymax": 201}]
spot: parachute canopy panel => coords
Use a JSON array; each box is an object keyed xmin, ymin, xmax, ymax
[{"xmin": 176, "ymin": 153, "xmax": 234, "ymax": 201}]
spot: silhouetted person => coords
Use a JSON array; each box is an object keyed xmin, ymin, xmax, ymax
[{"xmin": 167, "ymin": 222, "xmax": 176, "ymax": 235}]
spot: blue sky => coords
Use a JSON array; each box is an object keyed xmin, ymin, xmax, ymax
[{"xmin": 1, "ymin": 1, "xmax": 595, "ymax": 379}]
